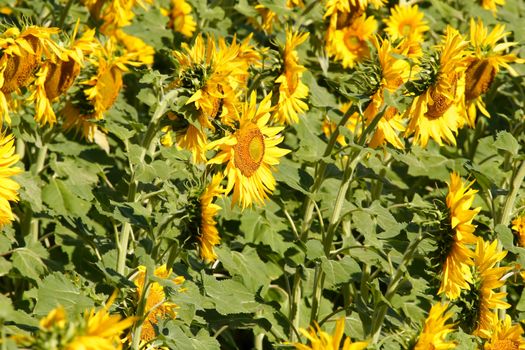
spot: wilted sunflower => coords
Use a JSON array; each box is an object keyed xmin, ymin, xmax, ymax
[
  {"xmin": 199, "ymin": 173, "xmax": 224, "ymax": 262},
  {"xmin": 163, "ymin": 0, "xmax": 197, "ymax": 38},
  {"xmin": 0, "ymin": 25, "xmax": 61, "ymax": 124},
  {"xmin": 464, "ymin": 18, "xmax": 522, "ymax": 126},
  {"xmin": 404, "ymin": 27, "xmax": 469, "ymax": 147},
  {"xmin": 294, "ymin": 317, "xmax": 368, "ymax": 350},
  {"xmin": 134, "ymin": 265, "xmax": 184, "ymax": 343},
  {"xmin": 458, "ymin": 239, "xmax": 511, "ymax": 337},
  {"xmin": 208, "ymin": 92, "xmax": 290, "ymax": 209},
  {"xmin": 0, "ymin": 131, "xmax": 22, "ymax": 226},
  {"xmin": 483, "ymin": 314, "xmax": 525, "ymax": 349},
  {"xmin": 363, "ymin": 37, "xmax": 409, "ymax": 149},
  {"xmin": 274, "ymin": 29, "xmax": 309, "ymax": 125},
  {"xmin": 170, "ymin": 34, "xmax": 259, "ymax": 162},
  {"xmin": 437, "ymin": 172, "xmax": 480, "ymax": 300},
  {"xmin": 328, "ymin": 14, "xmax": 377, "ymax": 69},
  {"xmin": 30, "ymin": 26, "xmax": 98, "ymax": 126},
  {"xmin": 512, "ymin": 215, "xmax": 525, "ymax": 247},
  {"xmin": 413, "ymin": 302, "xmax": 456, "ymax": 350}
]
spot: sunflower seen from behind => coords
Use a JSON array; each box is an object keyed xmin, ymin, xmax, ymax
[
  {"xmin": 274, "ymin": 29, "xmax": 309, "ymax": 125},
  {"xmin": 0, "ymin": 131, "xmax": 21, "ymax": 226},
  {"xmin": 435, "ymin": 172, "xmax": 480, "ymax": 300},
  {"xmin": 404, "ymin": 27, "xmax": 469, "ymax": 147},
  {"xmin": 208, "ymin": 92, "xmax": 290, "ymax": 209},
  {"xmin": 457, "ymin": 239, "xmax": 511, "ymax": 337}
]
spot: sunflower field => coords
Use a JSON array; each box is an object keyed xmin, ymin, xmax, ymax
[{"xmin": 0, "ymin": 0, "xmax": 525, "ymax": 349}]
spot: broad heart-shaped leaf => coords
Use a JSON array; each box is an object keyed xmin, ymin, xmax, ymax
[
  {"xmin": 0, "ymin": 294, "xmax": 15, "ymax": 320},
  {"xmin": 11, "ymin": 242, "xmax": 48, "ymax": 281},
  {"xmin": 275, "ymin": 158, "xmax": 313, "ymax": 195},
  {"xmin": 34, "ymin": 272, "xmax": 94, "ymax": 316},
  {"xmin": 216, "ymin": 246, "xmax": 280, "ymax": 293},
  {"xmin": 494, "ymin": 130, "xmax": 520, "ymax": 156},
  {"xmin": 201, "ymin": 274, "xmax": 259, "ymax": 315},
  {"xmin": 41, "ymin": 178, "xmax": 91, "ymax": 217},
  {"xmin": 161, "ymin": 323, "xmax": 220, "ymax": 350},
  {"xmin": 15, "ymin": 172, "xmax": 43, "ymax": 212}
]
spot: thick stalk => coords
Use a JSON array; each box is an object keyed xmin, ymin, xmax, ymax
[
  {"xmin": 116, "ymin": 91, "xmax": 178, "ymax": 275},
  {"xmin": 499, "ymin": 160, "xmax": 525, "ymax": 226},
  {"xmin": 369, "ymin": 233, "xmax": 422, "ymax": 343}
]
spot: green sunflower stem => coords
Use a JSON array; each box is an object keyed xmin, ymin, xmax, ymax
[
  {"xmin": 116, "ymin": 90, "xmax": 178, "ymax": 275},
  {"xmin": 499, "ymin": 160, "xmax": 525, "ymax": 226},
  {"xmin": 370, "ymin": 232, "xmax": 423, "ymax": 343}
]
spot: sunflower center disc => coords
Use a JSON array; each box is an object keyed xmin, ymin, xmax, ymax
[
  {"xmin": 234, "ymin": 124, "xmax": 265, "ymax": 178},
  {"xmin": 465, "ymin": 58, "xmax": 495, "ymax": 101},
  {"xmin": 344, "ymin": 35, "xmax": 361, "ymax": 50},
  {"xmin": 400, "ymin": 23, "xmax": 412, "ymax": 36}
]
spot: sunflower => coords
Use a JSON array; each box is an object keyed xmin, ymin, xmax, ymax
[
  {"xmin": 480, "ymin": 0, "xmax": 505, "ymax": 13},
  {"xmin": 0, "ymin": 131, "xmax": 21, "ymax": 226},
  {"xmin": 404, "ymin": 27, "xmax": 469, "ymax": 147},
  {"xmin": 93, "ymin": 0, "xmax": 153, "ymax": 33},
  {"xmin": 170, "ymin": 34, "xmax": 259, "ymax": 162},
  {"xmin": 413, "ymin": 302, "xmax": 456, "ymax": 350},
  {"xmin": 208, "ymin": 92, "xmax": 290, "ymax": 209},
  {"xmin": 294, "ymin": 317, "xmax": 368, "ymax": 350},
  {"xmin": 458, "ymin": 239, "xmax": 511, "ymax": 337},
  {"xmin": 484, "ymin": 314, "xmax": 525, "ymax": 349},
  {"xmin": 273, "ymin": 29, "xmax": 309, "ymax": 125},
  {"xmin": 63, "ymin": 38, "xmax": 144, "ymax": 141},
  {"xmin": 512, "ymin": 216, "xmax": 525, "ymax": 247},
  {"xmin": 384, "ymin": 4, "xmax": 429, "ymax": 43},
  {"xmin": 199, "ymin": 173, "xmax": 224, "ymax": 262},
  {"xmin": 67, "ymin": 298, "xmax": 137, "ymax": 350},
  {"xmin": 328, "ymin": 14, "xmax": 377, "ymax": 69},
  {"xmin": 30, "ymin": 26, "xmax": 98, "ymax": 126},
  {"xmin": 363, "ymin": 37, "xmax": 409, "ymax": 149},
  {"xmin": 134, "ymin": 265, "xmax": 185, "ymax": 343},
  {"xmin": 164, "ymin": 0, "xmax": 197, "ymax": 38},
  {"xmin": 437, "ymin": 172, "xmax": 480, "ymax": 299},
  {"xmin": 465, "ymin": 18, "xmax": 522, "ymax": 126},
  {"xmin": 0, "ymin": 25, "xmax": 61, "ymax": 124}
]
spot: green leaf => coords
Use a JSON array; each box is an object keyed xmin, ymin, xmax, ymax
[
  {"xmin": 494, "ymin": 131, "xmax": 519, "ymax": 156},
  {"xmin": 11, "ymin": 243, "xmax": 48, "ymax": 281},
  {"xmin": 202, "ymin": 274, "xmax": 258, "ymax": 315},
  {"xmin": 42, "ymin": 178, "xmax": 91, "ymax": 217},
  {"xmin": 34, "ymin": 272, "xmax": 94, "ymax": 316}
]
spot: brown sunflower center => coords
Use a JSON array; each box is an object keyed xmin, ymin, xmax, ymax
[
  {"xmin": 464, "ymin": 58, "xmax": 495, "ymax": 101},
  {"xmin": 2, "ymin": 36, "xmax": 42, "ymax": 94},
  {"xmin": 45, "ymin": 60, "xmax": 80, "ymax": 100},
  {"xmin": 97, "ymin": 66, "xmax": 123, "ymax": 112},
  {"xmin": 233, "ymin": 123, "xmax": 265, "ymax": 177},
  {"xmin": 344, "ymin": 35, "xmax": 362, "ymax": 50},
  {"xmin": 492, "ymin": 339, "xmax": 520, "ymax": 350},
  {"xmin": 426, "ymin": 76, "xmax": 458, "ymax": 120}
]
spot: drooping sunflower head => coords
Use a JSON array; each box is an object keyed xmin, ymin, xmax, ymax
[
  {"xmin": 384, "ymin": 4, "xmax": 429, "ymax": 43},
  {"xmin": 134, "ymin": 265, "xmax": 184, "ymax": 343},
  {"xmin": 328, "ymin": 14, "xmax": 377, "ymax": 69},
  {"xmin": 294, "ymin": 317, "xmax": 368, "ymax": 350},
  {"xmin": 456, "ymin": 239, "xmax": 511, "ymax": 337},
  {"xmin": 413, "ymin": 302, "xmax": 456, "ymax": 350},
  {"xmin": 208, "ymin": 92, "xmax": 290, "ymax": 209}
]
